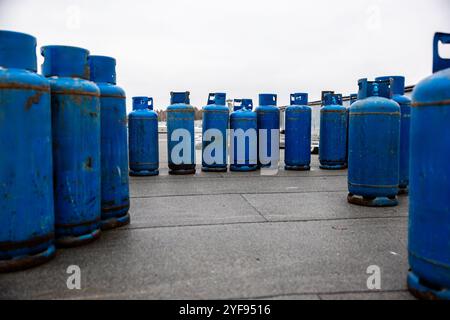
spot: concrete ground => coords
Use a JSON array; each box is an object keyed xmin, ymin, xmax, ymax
[{"xmin": 0, "ymin": 136, "xmax": 413, "ymax": 300}]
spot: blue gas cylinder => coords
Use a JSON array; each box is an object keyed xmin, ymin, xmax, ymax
[
  {"xmin": 41, "ymin": 45, "xmax": 101, "ymax": 247},
  {"xmin": 375, "ymin": 76, "xmax": 411, "ymax": 195},
  {"xmin": 407, "ymin": 32, "xmax": 450, "ymax": 300},
  {"xmin": 89, "ymin": 55, "xmax": 130, "ymax": 230},
  {"xmin": 347, "ymin": 78, "xmax": 400, "ymax": 207},
  {"xmin": 234, "ymin": 99, "xmax": 253, "ymax": 111},
  {"xmin": 230, "ymin": 100, "xmax": 258, "ymax": 172},
  {"xmin": 202, "ymin": 93, "xmax": 229, "ymax": 172},
  {"xmin": 319, "ymin": 93, "xmax": 347, "ymax": 169},
  {"xmin": 284, "ymin": 93, "xmax": 311, "ymax": 171},
  {"xmin": 255, "ymin": 94, "xmax": 280, "ymax": 169},
  {"xmin": 0, "ymin": 31, "xmax": 55, "ymax": 272},
  {"xmin": 167, "ymin": 92, "xmax": 196, "ymax": 175},
  {"xmin": 128, "ymin": 97, "xmax": 159, "ymax": 176}
]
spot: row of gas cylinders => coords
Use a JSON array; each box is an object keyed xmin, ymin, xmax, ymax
[
  {"xmin": 0, "ymin": 31, "xmax": 130, "ymax": 272},
  {"xmin": 129, "ymin": 81, "xmax": 408, "ymax": 208},
  {"xmin": 1, "ymin": 29, "xmax": 449, "ymax": 300}
]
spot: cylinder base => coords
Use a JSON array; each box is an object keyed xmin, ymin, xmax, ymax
[
  {"xmin": 347, "ymin": 193, "xmax": 398, "ymax": 207},
  {"xmin": 101, "ymin": 212, "xmax": 130, "ymax": 231},
  {"xmin": 320, "ymin": 163, "xmax": 347, "ymax": 170},
  {"xmin": 129, "ymin": 169, "xmax": 159, "ymax": 176},
  {"xmin": 201, "ymin": 166, "xmax": 228, "ymax": 172},
  {"xmin": 56, "ymin": 228, "xmax": 101, "ymax": 248},
  {"xmin": 285, "ymin": 164, "xmax": 311, "ymax": 171},
  {"xmin": 398, "ymin": 186, "xmax": 409, "ymax": 196},
  {"xmin": 0, "ymin": 245, "xmax": 56, "ymax": 273},
  {"xmin": 407, "ymin": 271, "xmax": 450, "ymax": 300},
  {"xmin": 230, "ymin": 164, "xmax": 258, "ymax": 172}
]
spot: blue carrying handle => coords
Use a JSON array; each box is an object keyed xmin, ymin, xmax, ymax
[
  {"xmin": 433, "ymin": 32, "xmax": 450, "ymax": 73},
  {"xmin": 148, "ymin": 97, "xmax": 154, "ymax": 110}
]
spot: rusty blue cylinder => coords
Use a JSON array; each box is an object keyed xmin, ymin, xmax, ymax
[
  {"xmin": 255, "ymin": 94, "xmax": 280, "ymax": 168},
  {"xmin": 234, "ymin": 99, "xmax": 253, "ymax": 111},
  {"xmin": 407, "ymin": 32, "xmax": 450, "ymax": 300},
  {"xmin": 42, "ymin": 45, "xmax": 101, "ymax": 247},
  {"xmin": 347, "ymin": 78, "xmax": 400, "ymax": 207},
  {"xmin": 230, "ymin": 99, "xmax": 258, "ymax": 172},
  {"xmin": 0, "ymin": 31, "xmax": 55, "ymax": 272},
  {"xmin": 376, "ymin": 76, "xmax": 411, "ymax": 195},
  {"xmin": 128, "ymin": 97, "xmax": 159, "ymax": 176},
  {"xmin": 89, "ymin": 55, "xmax": 130, "ymax": 230},
  {"xmin": 319, "ymin": 93, "xmax": 347, "ymax": 169},
  {"xmin": 167, "ymin": 92, "xmax": 196, "ymax": 175},
  {"xmin": 202, "ymin": 93, "xmax": 229, "ymax": 172},
  {"xmin": 284, "ymin": 93, "xmax": 311, "ymax": 171}
]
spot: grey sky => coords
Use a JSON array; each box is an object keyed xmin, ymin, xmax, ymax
[{"xmin": 1, "ymin": 0, "xmax": 449, "ymax": 111}]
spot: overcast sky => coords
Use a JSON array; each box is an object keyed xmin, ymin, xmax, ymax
[{"xmin": 1, "ymin": 0, "xmax": 449, "ymax": 111}]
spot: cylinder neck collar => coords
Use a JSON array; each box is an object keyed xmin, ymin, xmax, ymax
[
  {"xmin": 0, "ymin": 30, "xmax": 37, "ymax": 72},
  {"xmin": 41, "ymin": 45, "xmax": 90, "ymax": 79}
]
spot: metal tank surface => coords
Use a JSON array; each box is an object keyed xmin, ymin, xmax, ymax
[
  {"xmin": 284, "ymin": 93, "xmax": 311, "ymax": 171},
  {"xmin": 128, "ymin": 97, "xmax": 159, "ymax": 176},
  {"xmin": 166, "ymin": 91, "xmax": 196, "ymax": 175},
  {"xmin": 255, "ymin": 94, "xmax": 280, "ymax": 168},
  {"xmin": 202, "ymin": 92, "xmax": 229, "ymax": 172},
  {"xmin": 0, "ymin": 31, "xmax": 55, "ymax": 272},
  {"xmin": 319, "ymin": 93, "xmax": 347, "ymax": 169},
  {"xmin": 230, "ymin": 99, "xmax": 258, "ymax": 172},
  {"xmin": 346, "ymin": 94, "xmax": 358, "ymax": 163},
  {"xmin": 375, "ymin": 76, "xmax": 411, "ymax": 195},
  {"xmin": 41, "ymin": 45, "xmax": 101, "ymax": 247},
  {"xmin": 89, "ymin": 55, "xmax": 130, "ymax": 230},
  {"xmin": 347, "ymin": 78, "xmax": 400, "ymax": 207},
  {"xmin": 407, "ymin": 32, "xmax": 450, "ymax": 300}
]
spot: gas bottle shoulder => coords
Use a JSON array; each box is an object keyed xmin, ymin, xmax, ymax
[
  {"xmin": 203, "ymin": 104, "xmax": 229, "ymax": 112},
  {"xmin": 392, "ymin": 94, "xmax": 411, "ymax": 106},
  {"xmin": 286, "ymin": 105, "xmax": 311, "ymax": 113},
  {"xmin": 96, "ymin": 82, "xmax": 125, "ymax": 98},
  {"xmin": 128, "ymin": 108, "xmax": 158, "ymax": 118},
  {"xmin": 46, "ymin": 76, "xmax": 100, "ymax": 96},
  {"xmin": 0, "ymin": 67, "xmax": 49, "ymax": 89},
  {"xmin": 167, "ymin": 103, "xmax": 195, "ymax": 112},
  {"xmin": 230, "ymin": 109, "xmax": 256, "ymax": 119},
  {"xmin": 321, "ymin": 104, "xmax": 346, "ymax": 112},
  {"xmin": 412, "ymin": 68, "xmax": 450, "ymax": 104},
  {"xmin": 350, "ymin": 96, "xmax": 400, "ymax": 113}
]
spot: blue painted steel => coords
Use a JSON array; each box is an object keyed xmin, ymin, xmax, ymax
[
  {"xmin": 375, "ymin": 76, "xmax": 411, "ymax": 194},
  {"xmin": 255, "ymin": 94, "xmax": 280, "ymax": 168},
  {"xmin": 407, "ymin": 32, "xmax": 450, "ymax": 300},
  {"xmin": 0, "ymin": 31, "xmax": 55, "ymax": 272},
  {"xmin": 128, "ymin": 97, "xmax": 159, "ymax": 176},
  {"xmin": 319, "ymin": 93, "xmax": 347, "ymax": 169},
  {"xmin": 234, "ymin": 99, "xmax": 253, "ymax": 111},
  {"xmin": 202, "ymin": 93, "xmax": 229, "ymax": 172},
  {"xmin": 284, "ymin": 93, "xmax": 311, "ymax": 171},
  {"xmin": 347, "ymin": 78, "xmax": 400, "ymax": 207},
  {"xmin": 41, "ymin": 45, "xmax": 101, "ymax": 247},
  {"xmin": 230, "ymin": 101, "xmax": 258, "ymax": 172},
  {"xmin": 167, "ymin": 91, "xmax": 196, "ymax": 175},
  {"xmin": 347, "ymin": 94, "xmax": 357, "ymax": 163},
  {"xmin": 89, "ymin": 55, "xmax": 130, "ymax": 230}
]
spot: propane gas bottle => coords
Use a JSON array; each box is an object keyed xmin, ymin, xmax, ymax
[
  {"xmin": 407, "ymin": 32, "xmax": 450, "ymax": 300},
  {"xmin": 128, "ymin": 97, "xmax": 159, "ymax": 176},
  {"xmin": 202, "ymin": 93, "xmax": 229, "ymax": 172},
  {"xmin": 0, "ymin": 31, "xmax": 55, "ymax": 272},
  {"xmin": 347, "ymin": 78, "xmax": 400, "ymax": 207},
  {"xmin": 42, "ymin": 45, "xmax": 101, "ymax": 247},
  {"xmin": 89, "ymin": 55, "xmax": 130, "ymax": 230}
]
